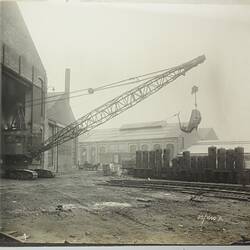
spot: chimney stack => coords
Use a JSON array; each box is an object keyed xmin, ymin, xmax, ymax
[{"xmin": 65, "ymin": 68, "xmax": 70, "ymax": 101}]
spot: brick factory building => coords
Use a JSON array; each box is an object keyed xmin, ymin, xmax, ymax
[{"xmin": 78, "ymin": 120, "xmax": 217, "ymax": 165}]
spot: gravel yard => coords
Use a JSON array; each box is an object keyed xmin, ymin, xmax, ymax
[{"xmin": 0, "ymin": 170, "xmax": 249, "ymax": 245}]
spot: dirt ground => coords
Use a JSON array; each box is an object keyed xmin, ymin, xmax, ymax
[{"xmin": 0, "ymin": 170, "xmax": 249, "ymax": 245}]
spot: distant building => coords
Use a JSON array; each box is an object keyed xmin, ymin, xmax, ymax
[
  {"xmin": 184, "ymin": 140, "xmax": 250, "ymax": 168},
  {"xmin": 44, "ymin": 69, "xmax": 78, "ymax": 173},
  {"xmin": 78, "ymin": 120, "xmax": 217, "ymax": 165},
  {"xmin": 197, "ymin": 128, "xmax": 218, "ymax": 141}
]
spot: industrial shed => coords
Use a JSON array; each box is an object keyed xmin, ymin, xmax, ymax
[
  {"xmin": 44, "ymin": 69, "xmax": 78, "ymax": 173},
  {"xmin": 79, "ymin": 120, "xmax": 217, "ymax": 165}
]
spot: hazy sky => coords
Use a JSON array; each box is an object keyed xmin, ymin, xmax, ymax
[{"xmin": 18, "ymin": 1, "xmax": 250, "ymax": 140}]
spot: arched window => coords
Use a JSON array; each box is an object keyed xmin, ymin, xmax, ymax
[
  {"xmin": 91, "ymin": 147, "xmax": 96, "ymax": 155},
  {"xmin": 141, "ymin": 144, "xmax": 149, "ymax": 151},
  {"xmin": 166, "ymin": 144, "xmax": 174, "ymax": 159},
  {"xmin": 129, "ymin": 145, "xmax": 137, "ymax": 153},
  {"xmin": 153, "ymin": 144, "xmax": 161, "ymax": 150},
  {"xmin": 99, "ymin": 146, "xmax": 106, "ymax": 154},
  {"xmin": 109, "ymin": 144, "xmax": 116, "ymax": 152},
  {"xmin": 80, "ymin": 147, "xmax": 87, "ymax": 163},
  {"xmin": 90, "ymin": 147, "xmax": 96, "ymax": 163}
]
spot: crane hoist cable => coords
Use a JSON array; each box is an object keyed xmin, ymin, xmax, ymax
[
  {"xmin": 25, "ymin": 66, "xmax": 175, "ymax": 107},
  {"xmin": 25, "ymin": 74, "xmax": 158, "ymax": 108}
]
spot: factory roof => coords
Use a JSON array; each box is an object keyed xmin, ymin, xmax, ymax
[
  {"xmin": 80, "ymin": 122, "xmax": 184, "ymax": 143},
  {"xmin": 79, "ymin": 120, "xmax": 217, "ymax": 143},
  {"xmin": 184, "ymin": 140, "xmax": 250, "ymax": 155},
  {"xmin": 47, "ymin": 92, "xmax": 75, "ymax": 126},
  {"xmin": 120, "ymin": 121, "xmax": 167, "ymax": 130},
  {"xmin": 198, "ymin": 128, "xmax": 218, "ymax": 140}
]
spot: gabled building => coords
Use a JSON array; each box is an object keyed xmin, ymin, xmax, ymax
[
  {"xmin": 198, "ymin": 128, "xmax": 218, "ymax": 141},
  {"xmin": 44, "ymin": 69, "xmax": 78, "ymax": 172}
]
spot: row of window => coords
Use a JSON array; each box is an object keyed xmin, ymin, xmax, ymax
[
  {"xmin": 129, "ymin": 144, "xmax": 174, "ymax": 153},
  {"xmin": 81, "ymin": 143, "xmax": 175, "ymax": 157}
]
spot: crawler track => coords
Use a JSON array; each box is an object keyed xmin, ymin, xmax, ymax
[{"xmin": 102, "ymin": 179, "xmax": 250, "ymax": 202}]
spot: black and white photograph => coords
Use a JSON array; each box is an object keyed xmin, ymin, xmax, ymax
[{"xmin": 0, "ymin": 0, "xmax": 250, "ymax": 246}]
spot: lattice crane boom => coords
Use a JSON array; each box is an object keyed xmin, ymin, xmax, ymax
[{"xmin": 33, "ymin": 55, "xmax": 206, "ymax": 157}]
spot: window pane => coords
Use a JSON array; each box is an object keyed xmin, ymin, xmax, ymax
[
  {"xmin": 141, "ymin": 144, "xmax": 149, "ymax": 151},
  {"xmin": 99, "ymin": 146, "xmax": 106, "ymax": 153},
  {"xmin": 129, "ymin": 145, "xmax": 137, "ymax": 153},
  {"xmin": 166, "ymin": 144, "xmax": 174, "ymax": 159},
  {"xmin": 153, "ymin": 144, "xmax": 161, "ymax": 150}
]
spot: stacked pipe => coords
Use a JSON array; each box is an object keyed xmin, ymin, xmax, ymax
[
  {"xmin": 235, "ymin": 147, "xmax": 246, "ymax": 185},
  {"xmin": 215, "ymin": 148, "xmax": 227, "ymax": 183},
  {"xmin": 226, "ymin": 149, "xmax": 235, "ymax": 170},
  {"xmin": 142, "ymin": 151, "xmax": 149, "ymax": 169},
  {"xmin": 229, "ymin": 149, "xmax": 237, "ymax": 183},
  {"xmin": 208, "ymin": 146, "xmax": 217, "ymax": 169},
  {"xmin": 203, "ymin": 155, "xmax": 213, "ymax": 183},
  {"xmin": 235, "ymin": 147, "xmax": 244, "ymax": 170},
  {"xmin": 183, "ymin": 151, "xmax": 191, "ymax": 169},
  {"xmin": 134, "ymin": 150, "xmax": 142, "ymax": 177},
  {"xmin": 136, "ymin": 151, "xmax": 142, "ymax": 169},
  {"xmin": 149, "ymin": 150, "xmax": 156, "ymax": 170},
  {"xmin": 163, "ymin": 149, "xmax": 170, "ymax": 168},
  {"xmin": 171, "ymin": 158, "xmax": 178, "ymax": 180},
  {"xmin": 191, "ymin": 156, "xmax": 198, "ymax": 181},
  {"xmin": 162, "ymin": 149, "xmax": 170, "ymax": 178},
  {"xmin": 180, "ymin": 151, "xmax": 190, "ymax": 181},
  {"xmin": 155, "ymin": 149, "xmax": 162, "ymax": 177},
  {"xmin": 134, "ymin": 146, "xmax": 247, "ymax": 184},
  {"xmin": 218, "ymin": 148, "xmax": 226, "ymax": 170}
]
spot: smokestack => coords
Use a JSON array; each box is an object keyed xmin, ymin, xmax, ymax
[{"xmin": 65, "ymin": 68, "xmax": 70, "ymax": 101}]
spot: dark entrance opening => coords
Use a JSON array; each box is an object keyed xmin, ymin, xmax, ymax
[{"xmin": 1, "ymin": 67, "xmax": 40, "ymax": 167}]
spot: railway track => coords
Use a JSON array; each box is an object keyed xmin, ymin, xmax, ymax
[{"xmin": 102, "ymin": 179, "xmax": 250, "ymax": 202}]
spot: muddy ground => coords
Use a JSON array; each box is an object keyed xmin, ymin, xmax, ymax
[{"xmin": 0, "ymin": 170, "xmax": 249, "ymax": 244}]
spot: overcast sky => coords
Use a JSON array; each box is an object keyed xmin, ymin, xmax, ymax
[{"xmin": 18, "ymin": 1, "xmax": 250, "ymax": 141}]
